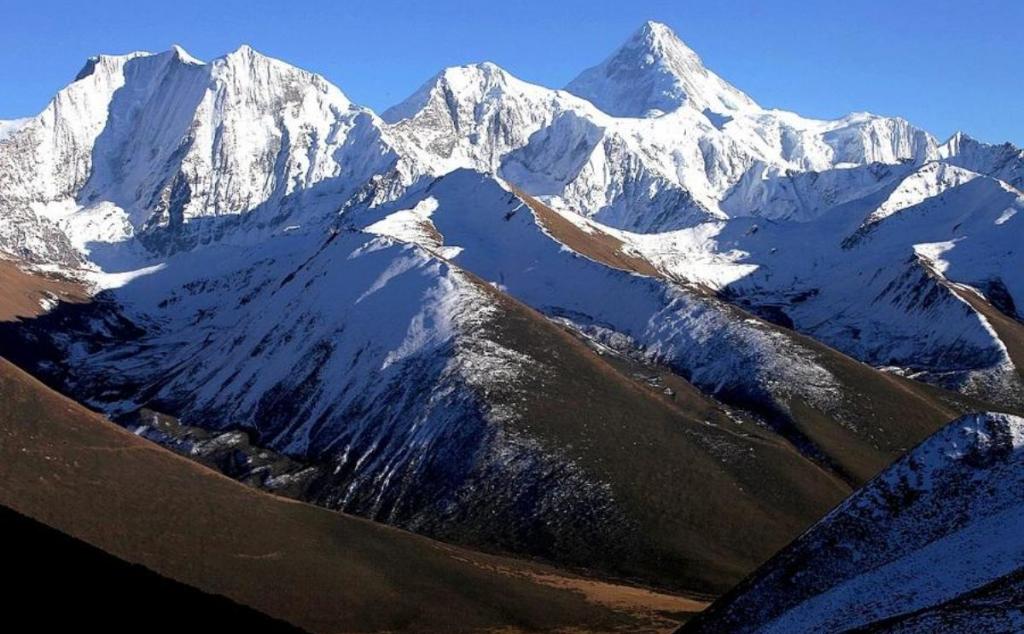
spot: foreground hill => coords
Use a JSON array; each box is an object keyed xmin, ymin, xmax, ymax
[{"xmin": 681, "ymin": 412, "xmax": 1024, "ymax": 633}]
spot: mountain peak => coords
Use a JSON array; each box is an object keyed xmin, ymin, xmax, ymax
[
  {"xmin": 222, "ymin": 43, "xmax": 261, "ymax": 61},
  {"xmin": 382, "ymin": 61, "xmax": 524, "ymax": 123},
  {"xmin": 170, "ymin": 44, "xmax": 204, "ymax": 65},
  {"xmin": 218, "ymin": 43, "xmax": 290, "ymax": 67},
  {"xmin": 566, "ymin": 20, "xmax": 758, "ymax": 118},
  {"xmin": 73, "ymin": 50, "xmax": 150, "ymax": 82},
  {"xmin": 642, "ymin": 19, "xmax": 671, "ymax": 32},
  {"xmin": 633, "ymin": 20, "xmax": 697, "ymax": 56},
  {"xmin": 438, "ymin": 61, "xmax": 510, "ymax": 84}
]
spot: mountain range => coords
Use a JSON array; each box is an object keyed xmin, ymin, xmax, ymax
[{"xmin": 1, "ymin": 20, "xmax": 1021, "ymax": 632}]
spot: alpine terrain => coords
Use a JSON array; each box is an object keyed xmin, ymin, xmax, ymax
[{"xmin": 1, "ymin": 19, "xmax": 1021, "ymax": 632}]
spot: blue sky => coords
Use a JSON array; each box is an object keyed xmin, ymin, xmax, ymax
[{"xmin": 2, "ymin": 0, "xmax": 1021, "ymax": 145}]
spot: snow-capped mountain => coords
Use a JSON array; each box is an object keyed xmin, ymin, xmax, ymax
[
  {"xmin": 682, "ymin": 412, "xmax": 1024, "ymax": 633},
  {"xmin": 380, "ymin": 22, "xmax": 938, "ymax": 233},
  {"xmin": 1, "ymin": 19, "xmax": 1022, "ymax": 602},
  {"xmin": 941, "ymin": 131, "xmax": 1024, "ymax": 190},
  {"xmin": 0, "ymin": 45, "xmax": 421, "ymax": 264},
  {"xmin": 619, "ymin": 155, "xmax": 1024, "ymax": 406},
  {"xmin": 0, "ymin": 21, "xmax": 984, "ymax": 257}
]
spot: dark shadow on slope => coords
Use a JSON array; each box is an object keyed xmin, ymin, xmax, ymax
[
  {"xmin": 499, "ymin": 111, "xmax": 604, "ymax": 195},
  {"xmin": 0, "ymin": 503, "xmax": 306, "ymax": 634}
]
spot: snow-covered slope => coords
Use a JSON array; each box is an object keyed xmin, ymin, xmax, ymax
[
  {"xmin": 359, "ymin": 170, "xmax": 983, "ymax": 484},
  {"xmin": 630, "ymin": 156, "xmax": 1024, "ymax": 404},
  {"xmin": 941, "ymin": 131, "xmax": 1024, "ymax": 190},
  {"xmin": 0, "ymin": 118, "xmax": 29, "ymax": 141},
  {"xmin": 683, "ymin": 412, "xmax": 1024, "ymax": 633},
  {"xmin": 4, "ymin": 167, "xmax": 995, "ymax": 594}
]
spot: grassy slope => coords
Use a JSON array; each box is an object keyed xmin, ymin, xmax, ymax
[
  {"xmin": 0, "ymin": 356, "xmax": 709, "ymax": 633},
  {"xmin": 466, "ymin": 273, "xmax": 852, "ymax": 594}
]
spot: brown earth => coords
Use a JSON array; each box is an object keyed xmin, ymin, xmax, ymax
[
  {"xmin": 950, "ymin": 282, "xmax": 1024, "ymax": 384},
  {"xmin": 0, "ymin": 258, "xmax": 88, "ymax": 321},
  {"xmin": 467, "ymin": 272, "xmax": 853, "ymax": 595},
  {"xmin": 513, "ymin": 187, "xmax": 664, "ymax": 278}
]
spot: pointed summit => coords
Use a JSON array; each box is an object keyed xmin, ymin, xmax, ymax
[{"xmin": 566, "ymin": 21, "xmax": 758, "ymax": 118}]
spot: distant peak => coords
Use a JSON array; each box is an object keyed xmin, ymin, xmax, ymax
[
  {"xmin": 628, "ymin": 20, "xmax": 700, "ymax": 61},
  {"xmin": 566, "ymin": 20, "xmax": 758, "ymax": 117},
  {"xmin": 636, "ymin": 20, "xmax": 683, "ymax": 44},
  {"xmin": 382, "ymin": 62, "xmax": 517, "ymax": 123},
  {"xmin": 216, "ymin": 44, "xmax": 304, "ymax": 74},
  {"xmin": 429, "ymin": 62, "xmax": 516, "ymax": 100},
  {"xmin": 947, "ymin": 130, "xmax": 974, "ymax": 145},
  {"xmin": 219, "ymin": 44, "xmax": 279, "ymax": 65}
]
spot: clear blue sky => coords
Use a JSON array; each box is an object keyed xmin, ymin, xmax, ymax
[{"xmin": 2, "ymin": 0, "xmax": 1022, "ymax": 145}]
